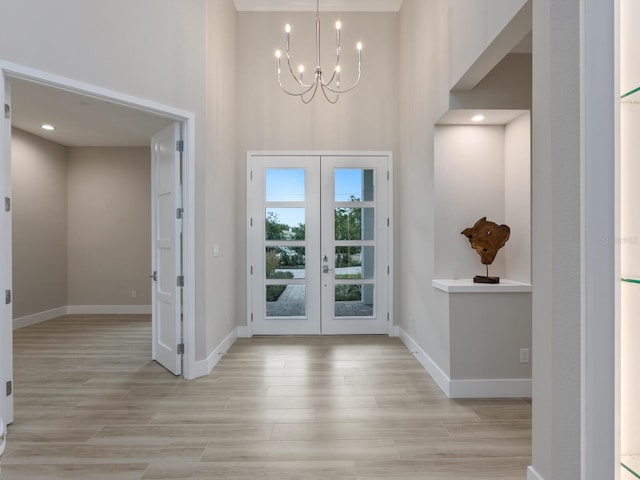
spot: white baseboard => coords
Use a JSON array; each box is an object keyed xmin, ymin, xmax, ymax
[
  {"xmin": 192, "ymin": 327, "xmax": 238, "ymax": 378},
  {"xmin": 449, "ymin": 378, "xmax": 531, "ymax": 398},
  {"xmin": 67, "ymin": 305, "xmax": 152, "ymax": 315},
  {"xmin": 398, "ymin": 327, "xmax": 531, "ymax": 398},
  {"xmin": 399, "ymin": 327, "xmax": 451, "ymax": 396},
  {"xmin": 13, "ymin": 306, "xmax": 68, "ymax": 330},
  {"xmin": 527, "ymin": 466, "xmax": 543, "ymax": 480},
  {"xmin": 14, "ymin": 305, "xmax": 153, "ymax": 330}
]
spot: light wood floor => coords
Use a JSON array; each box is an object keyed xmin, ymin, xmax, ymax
[{"xmin": 2, "ymin": 315, "xmax": 531, "ymax": 479}]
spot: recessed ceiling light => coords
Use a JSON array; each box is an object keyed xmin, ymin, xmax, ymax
[
  {"xmin": 41, "ymin": 124, "xmax": 55, "ymax": 131},
  {"xmin": 471, "ymin": 115, "xmax": 485, "ymax": 122}
]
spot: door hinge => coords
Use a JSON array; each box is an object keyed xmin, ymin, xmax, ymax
[
  {"xmin": 177, "ymin": 343, "xmax": 185, "ymax": 355},
  {"xmin": 6, "ymin": 380, "xmax": 12, "ymax": 396},
  {"xmin": 387, "ymin": 171, "xmax": 390, "ymax": 180},
  {"xmin": 250, "ymin": 170, "xmax": 253, "ymax": 180},
  {"xmin": 4, "ymin": 197, "xmax": 10, "ymax": 212},
  {"xmin": 176, "ymin": 208, "xmax": 184, "ymax": 219},
  {"xmin": 387, "ymin": 218, "xmax": 390, "ymax": 227},
  {"xmin": 250, "ymin": 218, "xmax": 253, "ymax": 227},
  {"xmin": 250, "ymin": 266, "xmax": 253, "ymax": 275},
  {"xmin": 251, "ymin": 313, "xmax": 254, "ymax": 323},
  {"xmin": 4, "ymin": 104, "xmax": 10, "ymax": 120},
  {"xmin": 176, "ymin": 140, "xmax": 184, "ymax": 152},
  {"xmin": 177, "ymin": 275, "xmax": 184, "ymax": 287},
  {"xmin": 5, "ymin": 289, "xmax": 11, "ymax": 305},
  {"xmin": 387, "ymin": 265, "xmax": 390, "ymax": 275},
  {"xmin": 387, "ymin": 312, "xmax": 390, "ymax": 322}
]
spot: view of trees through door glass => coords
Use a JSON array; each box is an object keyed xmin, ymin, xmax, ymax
[{"xmin": 265, "ymin": 168, "xmax": 373, "ymax": 310}]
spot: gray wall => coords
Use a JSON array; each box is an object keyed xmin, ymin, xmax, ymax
[
  {"xmin": 11, "ymin": 129, "xmax": 68, "ymax": 319},
  {"xmin": 11, "ymin": 129, "xmax": 152, "ymax": 317},
  {"xmin": 67, "ymin": 147, "xmax": 151, "ymax": 307}
]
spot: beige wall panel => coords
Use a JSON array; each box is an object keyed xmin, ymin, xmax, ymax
[
  {"xmin": 235, "ymin": 11, "xmax": 399, "ymax": 326},
  {"xmin": 206, "ymin": 0, "xmax": 239, "ymax": 353},
  {"xmin": 11, "ymin": 129, "xmax": 68, "ymax": 319},
  {"xmin": 66, "ymin": 147, "xmax": 151, "ymax": 306}
]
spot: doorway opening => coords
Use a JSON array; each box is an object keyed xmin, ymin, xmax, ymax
[{"xmin": 0, "ymin": 63, "xmax": 197, "ymax": 427}]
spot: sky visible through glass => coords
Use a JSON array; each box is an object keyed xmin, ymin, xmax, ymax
[{"xmin": 266, "ymin": 168, "xmax": 363, "ymax": 228}]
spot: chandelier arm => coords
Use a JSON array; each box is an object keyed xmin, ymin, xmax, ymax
[
  {"xmin": 322, "ymin": 53, "xmax": 361, "ymax": 94},
  {"xmin": 278, "ymin": 80, "xmax": 318, "ymax": 98},
  {"xmin": 285, "ymin": 53, "xmax": 312, "ymax": 89},
  {"xmin": 301, "ymin": 81, "xmax": 320, "ymax": 104},
  {"xmin": 320, "ymin": 84, "xmax": 340, "ymax": 104},
  {"xmin": 277, "ymin": 57, "xmax": 316, "ymax": 95}
]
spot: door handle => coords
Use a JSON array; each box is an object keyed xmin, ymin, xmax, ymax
[
  {"xmin": 322, "ymin": 265, "xmax": 334, "ymax": 274},
  {"xmin": 150, "ymin": 271, "xmax": 157, "ymax": 282}
]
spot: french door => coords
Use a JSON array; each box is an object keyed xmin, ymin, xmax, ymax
[{"xmin": 249, "ymin": 153, "xmax": 391, "ymax": 335}]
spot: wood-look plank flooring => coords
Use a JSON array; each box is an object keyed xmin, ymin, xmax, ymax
[{"xmin": 2, "ymin": 315, "xmax": 531, "ymax": 479}]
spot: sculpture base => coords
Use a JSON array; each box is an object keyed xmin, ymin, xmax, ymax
[{"xmin": 474, "ymin": 275, "xmax": 500, "ymax": 284}]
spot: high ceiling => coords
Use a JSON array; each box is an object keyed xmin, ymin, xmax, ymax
[{"xmin": 234, "ymin": 0, "xmax": 403, "ymax": 12}]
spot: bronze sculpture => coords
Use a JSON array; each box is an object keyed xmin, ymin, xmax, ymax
[{"xmin": 461, "ymin": 217, "xmax": 510, "ymax": 284}]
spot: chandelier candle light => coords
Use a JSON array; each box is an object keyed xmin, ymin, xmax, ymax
[{"xmin": 274, "ymin": 0, "xmax": 362, "ymax": 104}]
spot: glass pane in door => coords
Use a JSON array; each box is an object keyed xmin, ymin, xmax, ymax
[
  {"xmin": 266, "ymin": 284, "xmax": 306, "ymax": 317},
  {"xmin": 334, "ymin": 284, "xmax": 374, "ymax": 317},
  {"xmin": 266, "ymin": 208, "xmax": 305, "ymax": 240},
  {"xmin": 266, "ymin": 247, "xmax": 306, "ymax": 279},
  {"xmin": 266, "ymin": 169, "xmax": 306, "ymax": 201},
  {"xmin": 335, "ymin": 168, "xmax": 375, "ymax": 201}
]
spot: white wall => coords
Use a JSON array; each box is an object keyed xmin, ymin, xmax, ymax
[
  {"xmin": 434, "ymin": 125, "xmax": 506, "ymax": 279},
  {"xmin": 448, "ymin": 0, "xmax": 529, "ymax": 90},
  {"xmin": 397, "ymin": 0, "xmax": 450, "ymax": 371},
  {"xmin": 504, "ymin": 112, "xmax": 530, "ymax": 283},
  {"xmin": 206, "ymin": 0, "xmax": 238, "ymax": 353},
  {"xmin": 11, "ymin": 129, "xmax": 68, "ymax": 319},
  {"xmin": 531, "ymin": 0, "xmax": 617, "ymax": 478}
]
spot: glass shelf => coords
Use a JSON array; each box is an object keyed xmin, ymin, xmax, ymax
[
  {"xmin": 622, "ymin": 456, "xmax": 640, "ymax": 479},
  {"xmin": 622, "ymin": 86, "xmax": 640, "ymax": 103}
]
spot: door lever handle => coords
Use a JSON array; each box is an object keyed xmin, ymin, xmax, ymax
[
  {"xmin": 322, "ymin": 265, "xmax": 334, "ymax": 274},
  {"xmin": 150, "ymin": 271, "xmax": 157, "ymax": 282}
]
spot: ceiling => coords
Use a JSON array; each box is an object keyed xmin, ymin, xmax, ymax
[
  {"xmin": 233, "ymin": 0, "xmax": 403, "ymax": 12},
  {"xmin": 10, "ymin": 78, "xmax": 175, "ymax": 147}
]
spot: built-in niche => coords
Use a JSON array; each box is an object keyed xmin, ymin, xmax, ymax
[
  {"xmin": 434, "ymin": 110, "xmax": 531, "ymax": 283},
  {"xmin": 429, "ymin": 109, "xmax": 532, "ymax": 398}
]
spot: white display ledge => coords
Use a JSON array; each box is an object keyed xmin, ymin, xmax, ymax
[{"xmin": 433, "ymin": 278, "xmax": 532, "ymax": 293}]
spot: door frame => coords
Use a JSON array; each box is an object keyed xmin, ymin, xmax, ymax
[
  {"xmin": 0, "ymin": 61, "xmax": 198, "ymax": 426},
  {"xmin": 245, "ymin": 151, "xmax": 394, "ymax": 337}
]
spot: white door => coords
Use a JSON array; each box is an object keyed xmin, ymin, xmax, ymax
[
  {"xmin": 249, "ymin": 153, "xmax": 390, "ymax": 335},
  {"xmin": 1, "ymin": 74, "xmax": 14, "ymax": 426},
  {"xmin": 151, "ymin": 123, "xmax": 183, "ymax": 375},
  {"xmin": 320, "ymin": 156, "xmax": 389, "ymax": 334},
  {"xmin": 251, "ymin": 156, "xmax": 321, "ymax": 334}
]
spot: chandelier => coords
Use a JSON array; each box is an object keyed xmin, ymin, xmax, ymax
[{"xmin": 274, "ymin": 0, "xmax": 362, "ymax": 104}]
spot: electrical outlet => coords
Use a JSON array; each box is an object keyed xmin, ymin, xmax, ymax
[
  {"xmin": 131, "ymin": 290, "xmax": 137, "ymax": 299},
  {"xmin": 520, "ymin": 348, "xmax": 530, "ymax": 363}
]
